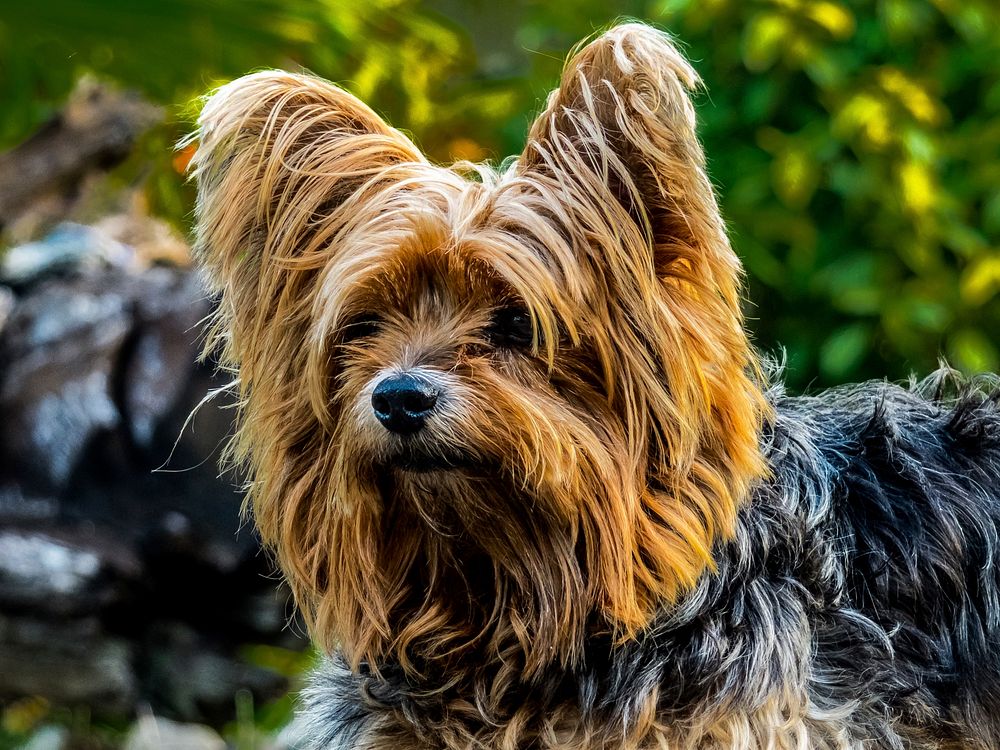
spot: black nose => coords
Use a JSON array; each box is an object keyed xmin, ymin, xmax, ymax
[{"xmin": 371, "ymin": 374, "xmax": 439, "ymax": 434}]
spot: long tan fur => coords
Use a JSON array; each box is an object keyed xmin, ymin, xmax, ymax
[{"xmin": 191, "ymin": 23, "xmax": 770, "ymax": 746}]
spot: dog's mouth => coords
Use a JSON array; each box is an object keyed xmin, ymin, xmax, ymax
[{"xmin": 382, "ymin": 445, "xmax": 481, "ymax": 473}]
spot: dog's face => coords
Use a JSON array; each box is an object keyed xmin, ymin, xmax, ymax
[{"xmin": 191, "ymin": 24, "xmax": 769, "ymax": 674}]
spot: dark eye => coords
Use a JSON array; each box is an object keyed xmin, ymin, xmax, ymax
[
  {"xmin": 341, "ymin": 314, "xmax": 381, "ymax": 343},
  {"xmin": 487, "ymin": 306, "xmax": 534, "ymax": 349}
]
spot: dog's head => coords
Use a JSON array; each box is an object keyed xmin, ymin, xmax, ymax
[{"xmin": 191, "ymin": 23, "xmax": 768, "ymax": 675}]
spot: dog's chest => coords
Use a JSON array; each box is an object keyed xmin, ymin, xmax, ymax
[{"xmin": 296, "ymin": 659, "xmax": 879, "ymax": 750}]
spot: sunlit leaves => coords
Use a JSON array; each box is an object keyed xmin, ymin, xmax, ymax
[
  {"xmin": 742, "ymin": 0, "xmax": 854, "ymax": 73},
  {"xmin": 898, "ymin": 161, "xmax": 936, "ymax": 214},
  {"xmin": 820, "ymin": 322, "xmax": 870, "ymax": 379},
  {"xmin": 833, "ymin": 92, "xmax": 894, "ymax": 149},
  {"xmin": 805, "ymin": 2, "xmax": 855, "ymax": 39},
  {"xmin": 757, "ymin": 127, "xmax": 823, "ymax": 208},
  {"xmin": 961, "ymin": 254, "xmax": 1000, "ymax": 307},
  {"xmin": 949, "ymin": 328, "xmax": 1000, "ymax": 372},
  {"xmin": 2, "ymin": 0, "xmax": 997, "ymax": 390},
  {"xmin": 743, "ymin": 13, "xmax": 791, "ymax": 72},
  {"xmin": 651, "ymin": 0, "xmax": 1000, "ymax": 387}
]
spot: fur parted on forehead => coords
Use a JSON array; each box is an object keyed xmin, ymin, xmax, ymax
[{"xmin": 189, "ymin": 23, "xmax": 770, "ymax": 678}]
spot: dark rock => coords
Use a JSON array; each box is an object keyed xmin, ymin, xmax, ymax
[
  {"xmin": 0, "ymin": 267, "xmax": 214, "ymax": 498},
  {"xmin": 0, "ymin": 484, "xmax": 58, "ymax": 524},
  {"xmin": 234, "ymin": 587, "xmax": 296, "ymax": 637},
  {"xmin": 0, "ymin": 223, "xmax": 134, "ymax": 287},
  {"xmin": 124, "ymin": 270, "xmax": 209, "ymax": 449},
  {"xmin": 0, "ymin": 273, "xmax": 132, "ymax": 493},
  {"xmin": 0, "ymin": 615, "xmax": 136, "ymax": 715},
  {"xmin": 142, "ymin": 622, "xmax": 288, "ymax": 725},
  {"xmin": 0, "ymin": 530, "xmax": 99, "ymax": 614},
  {"xmin": 0, "ymin": 284, "xmax": 13, "ymax": 337},
  {"xmin": 0, "ymin": 527, "xmax": 140, "ymax": 616},
  {"xmin": 0, "ymin": 260, "xmax": 306, "ymax": 727},
  {"xmin": 0, "ymin": 74, "xmax": 305, "ymax": 735}
]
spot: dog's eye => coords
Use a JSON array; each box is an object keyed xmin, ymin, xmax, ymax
[
  {"xmin": 487, "ymin": 306, "xmax": 534, "ymax": 349},
  {"xmin": 341, "ymin": 314, "xmax": 381, "ymax": 343}
]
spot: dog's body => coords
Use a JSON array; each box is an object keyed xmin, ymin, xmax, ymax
[
  {"xmin": 295, "ymin": 376, "xmax": 1000, "ymax": 749},
  {"xmin": 190, "ymin": 22, "xmax": 1000, "ymax": 750}
]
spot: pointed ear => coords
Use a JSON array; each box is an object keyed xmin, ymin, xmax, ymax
[
  {"xmin": 521, "ymin": 23, "xmax": 740, "ymax": 296},
  {"xmin": 189, "ymin": 71, "xmax": 422, "ymax": 342},
  {"xmin": 518, "ymin": 23, "xmax": 756, "ymax": 427},
  {"xmin": 520, "ymin": 25, "xmax": 770, "ymax": 626}
]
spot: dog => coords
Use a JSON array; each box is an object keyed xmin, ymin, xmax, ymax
[{"xmin": 189, "ymin": 22, "xmax": 1000, "ymax": 750}]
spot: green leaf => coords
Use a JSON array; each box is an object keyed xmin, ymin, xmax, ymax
[
  {"xmin": 948, "ymin": 329, "xmax": 1000, "ymax": 373},
  {"xmin": 819, "ymin": 323, "xmax": 871, "ymax": 380}
]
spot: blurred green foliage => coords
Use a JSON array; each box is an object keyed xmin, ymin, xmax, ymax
[{"xmin": 2, "ymin": 0, "xmax": 999, "ymax": 389}]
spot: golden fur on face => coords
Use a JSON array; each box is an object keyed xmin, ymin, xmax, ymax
[{"xmin": 190, "ymin": 23, "xmax": 769, "ymax": 680}]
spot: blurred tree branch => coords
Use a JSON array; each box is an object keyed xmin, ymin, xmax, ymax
[{"xmin": 0, "ymin": 80, "xmax": 160, "ymax": 229}]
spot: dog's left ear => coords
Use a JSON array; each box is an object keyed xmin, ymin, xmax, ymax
[
  {"xmin": 520, "ymin": 23, "xmax": 763, "ymax": 461},
  {"xmin": 520, "ymin": 24, "xmax": 770, "ymax": 627},
  {"xmin": 189, "ymin": 71, "xmax": 423, "ymax": 361},
  {"xmin": 521, "ymin": 23, "xmax": 739, "ymax": 295}
]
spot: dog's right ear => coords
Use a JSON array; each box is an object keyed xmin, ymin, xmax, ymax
[{"xmin": 189, "ymin": 71, "xmax": 422, "ymax": 351}]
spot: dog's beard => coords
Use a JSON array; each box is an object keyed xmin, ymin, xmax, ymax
[{"xmin": 365, "ymin": 458, "xmax": 590, "ymax": 677}]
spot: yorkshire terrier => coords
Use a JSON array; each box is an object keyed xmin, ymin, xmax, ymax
[{"xmin": 189, "ymin": 22, "xmax": 1000, "ymax": 750}]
